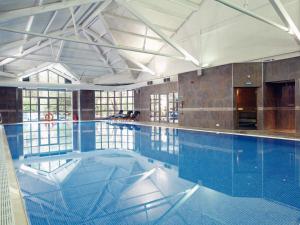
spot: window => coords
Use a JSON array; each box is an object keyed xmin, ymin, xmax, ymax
[
  {"xmin": 95, "ymin": 90, "xmax": 134, "ymax": 118},
  {"xmin": 22, "ymin": 69, "xmax": 72, "ymax": 84},
  {"xmin": 95, "ymin": 122, "xmax": 134, "ymax": 150},
  {"xmin": 23, "ymin": 89, "xmax": 72, "ymax": 122},
  {"xmin": 150, "ymin": 92, "xmax": 178, "ymax": 123}
]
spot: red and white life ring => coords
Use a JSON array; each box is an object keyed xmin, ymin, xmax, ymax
[{"xmin": 44, "ymin": 112, "xmax": 54, "ymax": 121}]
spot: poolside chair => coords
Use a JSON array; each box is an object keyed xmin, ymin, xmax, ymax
[
  {"xmin": 112, "ymin": 110, "xmax": 133, "ymax": 120},
  {"xmin": 129, "ymin": 111, "xmax": 140, "ymax": 121},
  {"xmin": 105, "ymin": 110, "xmax": 124, "ymax": 120}
]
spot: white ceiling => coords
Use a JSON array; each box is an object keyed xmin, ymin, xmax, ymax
[{"xmin": 0, "ymin": 0, "xmax": 299, "ymax": 88}]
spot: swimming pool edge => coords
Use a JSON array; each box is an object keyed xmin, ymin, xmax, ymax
[{"xmin": 0, "ymin": 125, "xmax": 29, "ymax": 225}]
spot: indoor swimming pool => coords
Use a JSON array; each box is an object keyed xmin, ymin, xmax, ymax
[{"xmin": 3, "ymin": 121, "xmax": 300, "ymax": 225}]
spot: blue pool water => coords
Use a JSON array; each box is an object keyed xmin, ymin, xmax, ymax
[{"xmin": 4, "ymin": 121, "xmax": 300, "ymax": 225}]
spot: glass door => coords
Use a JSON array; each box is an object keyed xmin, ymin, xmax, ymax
[{"xmin": 39, "ymin": 97, "xmax": 58, "ymax": 121}]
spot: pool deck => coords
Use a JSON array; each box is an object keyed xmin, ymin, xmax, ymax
[{"xmin": 0, "ymin": 126, "xmax": 29, "ymax": 225}]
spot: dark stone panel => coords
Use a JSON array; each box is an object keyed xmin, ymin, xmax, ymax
[
  {"xmin": 73, "ymin": 91, "xmax": 79, "ymax": 120},
  {"xmin": 134, "ymin": 82, "xmax": 178, "ymax": 122},
  {"xmin": 178, "ymin": 65, "xmax": 234, "ymax": 129},
  {"xmin": 264, "ymin": 56, "xmax": 300, "ymax": 82},
  {"xmin": 180, "ymin": 111, "xmax": 234, "ymax": 129},
  {"xmin": 233, "ymin": 63, "xmax": 263, "ymax": 87},
  {"xmin": 295, "ymin": 79, "xmax": 300, "ymax": 133},
  {"xmin": 80, "ymin": 90, "xmax": 95, "ymax": 121},
  {"xmin": 0, "ymin": 87, "xmax": 22, "ymax": 124}
]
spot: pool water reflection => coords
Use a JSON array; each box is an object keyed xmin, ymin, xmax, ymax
[{"xmin": 4, "ymin": 121, "xmax": 300, "ymax": 225}]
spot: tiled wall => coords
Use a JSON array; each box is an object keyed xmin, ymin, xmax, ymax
[
  {"xmin": 134, "ymin": 82, "xmax": 178, "ymax": 121},
  {"xmin": 0, "ymin": 87, "xmax": 22, "ymax": 124},
  {"xmin": 178, "ymin": 65, "xmax": 234, "ymax": 129},
  {"xmin": 80, "ymin": 90, "xmax": 95, "ymax": 121}
]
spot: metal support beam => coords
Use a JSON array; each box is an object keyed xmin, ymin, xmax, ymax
[
  {"xmin": 56, "ymin": 40, "xmax": 65, "ymax": 61},
  {"xmin": 268, "ymin": 0, "xmax": 300, "ymax": 42},
  {"xmin": 214, "ymin": 0, "xmax": 289, "ymax": 32},
  {"xmin": 110, "ymin": 28, "xmax": 163, "ymax": 42},
  {"xmin": 0, "ymin": 26, "xmax": 185, "ymax": 60},
  {"xmin": 117, "ymin": 0, "xmax": 200, "ymax": 66},
  {"xmin": 37, "ymin": 10, "xmax": 58, "ymax": 46},
  {"xmin": 81, "ymin": 0, "xmax": 113, "ymax": 28},
  {"xmin": 0, "ymin": 0, "xmax": 105, "ymax": 22},
  {"xmin": 165, "ymin": 0, "xmax": 202, "ymax": 11},
  {"xmin": 82, "ymin": 30, "xmax": 115, "ymax": 74},
  {"xmin": 83, "ymin": 28, "xmax": 155, "ymax": 75},
  {"xmin": 0, "ymin": 29, "xmax": 75, "ymax": 66},
  {"xmin": 20, "ymin": 0, "xmax": 44, "ymax": 53},
  {"xmin": 0, "ymin": 54, "xmax": 152, "ymax": 73},
  {"xmin": 69, "ymin": 7, "xmax": 79, "ymax": 36},
  {"xmin": 0, "ymin": 26, "xmax": 74, "ymax": 53},
  {"xmin": 0, "ymin": 71, "xmax": 16, "ymax": 78}
]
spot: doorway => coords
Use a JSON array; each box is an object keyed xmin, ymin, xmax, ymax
[
  {"xmin": 264, "ymin": 81, "xmax": 295, "ymax": 132},
  {"xmin": 39, "ymin": 97, "xmax": 58, "ymax": 121},
  {"xmin": 235, "ymin": 88, "xmax": 257, "ymax": 129}
]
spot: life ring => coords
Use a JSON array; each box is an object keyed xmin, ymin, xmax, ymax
[{"xmin": 44, "ymin": 112, "xmax": 54, "ymax": 121}]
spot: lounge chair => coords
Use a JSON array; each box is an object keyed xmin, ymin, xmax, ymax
[
  {"xmin": 105, "ymin": 110, "xmax": 124, "ymax": 120},
  {"xmin": 130, "ymin": 111, "xmax": 140, "ymax": 121},
  {"xmin": 112, "ymin": 110, "xmax": 133, "ymax": 120}
]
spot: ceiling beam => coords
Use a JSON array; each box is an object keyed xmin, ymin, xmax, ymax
[
  {"xmin": 165, "ymin": 0, "xmax": 202, "ymax": 11},
  {"xmin": 56, "ymin": 40, "xmax": 65, "ymax": 61},
  {"xmin": 83, "ymin": 27, "xmax": 155, "ymax": 75},
  {"xmin": 117, "ymin": 0, "xmax": 200, "ymax": 66},
  {"xmin": 110, "ymin": 28, "xmax": 163, "ymax": 42},
  {"xmin": 0, "ymin": 26, "xmax": 74, "ymax": 52},
  {"xmin": 20, "ymin": 0, "xmax": 44, "ymax": 54},
  {"xmin": 0, "ymin": 71, "xmax": 16, "ymax": 78},
  {"xmin": 268, "ymin": 0, "xmax": 300, "ymax": 42},
  {"xmin": 0, "ymin": 38, "xmax": 61, "ymax": 66},
  {"xmin": 81, "ymin": 0, "xmax": 113, "ymax": 28},
  {"xmin": 103, "ymin": 12, "xmax": 176, "ymax": 33},
  {"xmin": 0, "ymin": 54, "xmax": 149, "ymax": 73},
  {"xmin": 0, "ymin": 29, "xmax": 75, "ymax": 66},
  {"xmin": 0, "ymin": 26, "xmax": 185, "ymax": 60},
  {"xmin": 69, "ymin": 7, "xmax": 79, "ymax": 36},
  {"xmin": 82, "ymin": 30, "xmax": 115, "ymax": 74},
  {"xmin": 0, "ymin": 0, "xmax": 105, "ymax": 22},
  {"xmin": 214, "ymin": 0, "xmax": 289, "ymax": 32},
  {"xmin": 37, "ymin": 10, "xmax": 58, "ymax": 46}
]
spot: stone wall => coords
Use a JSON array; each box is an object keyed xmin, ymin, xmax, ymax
[
  {"xmin": 178, "ymin": 65, "xmax": 234, "ymax": 129},
  {"xmin": 0, "ymin": 87, "xmax": 22, "ymax": 124},
  {"xmin": 80, "ymin": 90, "xmax": 95, "ymax": 121}
]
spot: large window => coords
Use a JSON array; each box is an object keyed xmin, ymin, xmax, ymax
[
  {"xmin": 23, "ymin": 69, "xmax": 72, "ymax": 84},
  {"xmin": 150, "ymin": 92, "xmax": 178, "ymax": 123},
  {"xmin": 23, "ymin": 89, "xmax": 72, "ymax": 122},
  {"xmin": 95, "ymin": 90, "xmax": 134, "ymax": 118}
]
